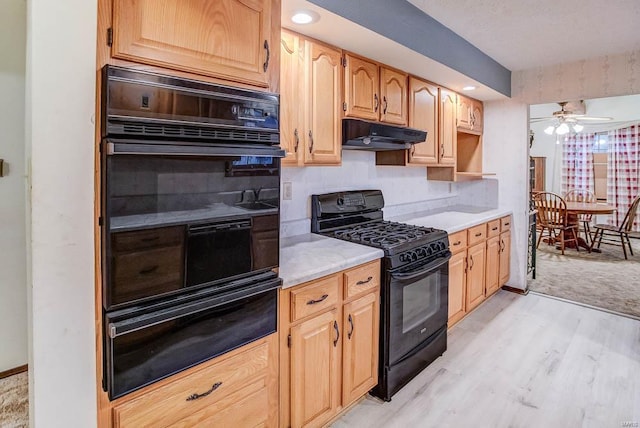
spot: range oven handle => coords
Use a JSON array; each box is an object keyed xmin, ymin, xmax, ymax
[
  {"xmin": 107, "ymin": 278, "xmax": 281, "ymax": 338},
  {"xmin": 390, "ymin": 251, "xmax": 451, "ymax": 281}
]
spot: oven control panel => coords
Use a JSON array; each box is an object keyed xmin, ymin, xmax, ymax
[{"xmin": 395, "ymin": 241, "xmax": 449, "ymax": 266}]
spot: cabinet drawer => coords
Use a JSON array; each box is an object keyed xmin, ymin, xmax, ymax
[
  {"xmin": 487, "ymin": 220, "xmax": 501, "ymax": 238},
  {"xmin": 112, "ymin": 340, "xmax": 270, "ymax": 428},
  {"xmin": 448, "ymin": 230, "xmax": 467, "ymax": 253},
  {"xmin": 500, "ymin": 215, "xmax": 512, "ymax": 232},
  {"xmin": 112, "ymin": 245, "xmax": 184, "ymax": 304},
  {"xmin": 467, "ymin": 224, "xmax": 486, "ymax": 246},
  {"xmin": 112, "ymin": 226, "xmax": 184, "ymax": 252},
  {"xmin": 344, "ymin": 260, "xmax": 380, "ymax": 300},
  {"xmin": 290, "ymin": 275, "xmax": 340, "ymax": 322}
]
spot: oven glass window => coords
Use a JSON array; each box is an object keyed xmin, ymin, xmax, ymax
[{"xmin": 402, "ymin": 271, "xmax": 441, "ymax": 333}]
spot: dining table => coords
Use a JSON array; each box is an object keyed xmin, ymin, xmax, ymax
[{"xmin": 564, "ymin": 201, "xmax": 616, "ymax": 251}]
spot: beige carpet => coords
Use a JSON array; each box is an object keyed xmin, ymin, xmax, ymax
[
  {"xmin": 528, "ymin": 237, "xmax": 640, "ymax": 318},
  {"xmin": 0, "ymin": 372, "xmax": 28, "ymax": 428}
]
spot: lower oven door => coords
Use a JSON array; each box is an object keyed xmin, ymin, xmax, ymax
[
  {"xmin": 387, "ymin": 252, "xmax": 450, "ymax": 365},
  {"xmin": 104, "ymin": 274, "xmax": 280, "ymax": 400}
]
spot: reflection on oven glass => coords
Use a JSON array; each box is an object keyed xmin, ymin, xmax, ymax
[{"xmin": 402, "ymin": 273, "xmax": 440, "ymax": 333}]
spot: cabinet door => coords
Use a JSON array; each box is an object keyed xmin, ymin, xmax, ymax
[
  {"xmin": 471, "ymin": 101, "xmax": 483, "ymax": 133},
  {"xmin": 380, "ymin": 67, "xmax": 408, "ymax": 125},
  {"xmin": 457, "ymin": 94, "xmax": 473, "ymax": 130},
  {"xmin": 344, "ymin": 55, "xmax": 379, "ymax": 121},
  {"xmin": 407, "ymin": 78, "xmax": 438, "ymax": 165},
  {"xmin": 280, "ymin": 31, "xmax": 303, "ymax": 166},
  {"xmin": 499, "ymin": 230, "xmax": 511, "ymax": 286},
  {"xmin": 485, "ymin": 236, "xmax": 500, "ymax": 296},
  {"xmin": 439, "ymin": 89, "xmax": 457, "ymax": 165},
  {"xmin": 448, "ymin": 250, "xmax": 467, "ymax": 326},
  {"xmin": 290, "ymin": 310, "xmax": 341, "ymax": 428},
  {"xmin": 465, "ymin": 242, "xmax": 486, "ymax": 311},
  {"xmin": 304, "ymin": 41, "xmax": 342, "ymax": 165},
  {"xmin": 112, "ymin": 0, "xmax": 273, "ymax": 88},
  {"xmin": 342, "ymin": 292, "xmax": 379, "ymax": 408}
]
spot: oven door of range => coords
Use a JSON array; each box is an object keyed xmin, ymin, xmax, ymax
[{"xmin": 386, "ymin": 252, "xmax": 451, "ymax": 365}]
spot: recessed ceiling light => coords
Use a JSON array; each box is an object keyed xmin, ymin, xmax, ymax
[
  {"xmin": 291, "ymin": 10, "xmax": 319, "ymax": 24},
  {"xmin": 462, "ymin": 86, "xmax": 476, "ymax": 91}
]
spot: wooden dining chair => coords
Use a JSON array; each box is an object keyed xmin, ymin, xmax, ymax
[
  {"xmin": 564, "ymin": 189, "xmax": 597, "ymax": 244},
  {"xmin": 590, "ymin": 194, "xmax": 640, "ymax": 259},
  {"xmin": 534, "ymin": 192, "xmax": 580, "ymax": 255}
]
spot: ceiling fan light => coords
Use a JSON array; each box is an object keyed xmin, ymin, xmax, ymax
[
  {"xmin": 572, "ymin": 123, "xmax": 584, "ymax": 132},
  {"xmin": 556, "ymin": 123, "xmax": 570, "ymax": 135},
  {"xmin": 544, "ymin": 126, "xmax": 555, "ymax": 135}
]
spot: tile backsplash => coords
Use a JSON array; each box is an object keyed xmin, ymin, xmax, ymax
[{"xmin": 280, "ymin": 150, "xmax": 499, "ymax": 237}]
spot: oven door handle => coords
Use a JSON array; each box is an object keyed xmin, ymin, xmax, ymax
[
  {"xmin": 107, "ymin": 278, "xmax": 281, "ymax": 338},
  {"xmin": 390, "ymin": 252, "xmax": 451, "ymax": 281}
]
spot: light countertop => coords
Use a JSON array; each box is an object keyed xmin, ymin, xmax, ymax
[
  {"xmin": 389, "ymin": 205, "xmax": 512, "ymax": 233},
  {"xmin": 279, "ymin": 234, "xmax": 384, "ymax": 289}
]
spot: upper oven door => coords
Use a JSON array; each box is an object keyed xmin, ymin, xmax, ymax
[
  {"xmin": 386, "ymin": 252, "xmax": 450, "ymax": 365},
  {"xmin": 102, "ymin": 140, "xmax": 283, "ymax": 310}
]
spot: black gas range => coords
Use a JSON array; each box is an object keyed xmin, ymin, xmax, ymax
[{"xmin": 311, "ymin": 190, "xmax": 450, "ymax": 401}]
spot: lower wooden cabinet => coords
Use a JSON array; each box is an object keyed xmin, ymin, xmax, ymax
[
  {"xmin": 280, "ymin": 260, "xmax": 381, "ymax": 428},
  {"xmin": 108, "ymin": 335, "xmax": 278, "ymax": 427},
  {"xmin": 447, "ymin": 215, "xmax": 511, "ymax": 327}
]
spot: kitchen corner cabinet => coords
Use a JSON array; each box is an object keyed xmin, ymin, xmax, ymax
[
  {"xmin": 447, "ymin": 215, "xmax": 511, "ymax": 327},
  {"xmin": 104, "ymin": 335, "xmax": 279, "ymax": 428},
  {"xmin": 280, "ymin": 30, "xmax": 342, "ymax": 166},
  {"xmin": 109, "ymin": 0, "xmax": 279, "ymax": 90},
  {"xmin": 344, "ymin": 54, "xmax": 408, "ymax": 125},
  {"xmin": 457, "ymin": 94, "xmax": 483, "ymax": 134},
  {"xmin": 280, "ymin": 260, "xmax": 380, "ymax": 428}
]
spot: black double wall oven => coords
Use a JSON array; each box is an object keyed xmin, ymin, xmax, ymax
[{"xmin": 100, "ymin": 66, "xmax": 284, "ymax": 399}]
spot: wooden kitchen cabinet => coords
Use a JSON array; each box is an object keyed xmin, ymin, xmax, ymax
[
  {"xmin": 344, "ymin": 54, "xmax": 408, "ymax": 125},
  {"xmin": 439, "ymin": 89, "xmax": 457, "ymax": 165},
  {"xmin": 379, "ymin": 67, "xmax": 408, "ymax": 125},
  {"xmin": 108, "ymin": 335, "xmax": 278, "ymax": 428},
  {"xmin": 485, "ymin": 235, "xmax": 501, "ymax": 296},
  {"xmin": 406, "ymin": 77, "xmax": 438, "ymax": 164},
  {"xmin": 280, "ymin": 260, "xmax": 380, "ymax": 428},
  {"xmin": 499, "ymin": 227, "xmax": 511, "ymax": 287},
  {"xmin": 344, "ymin": 54, "xmax": 379, "ymax": 121},
  {"xmin": 457, "ymin": 94, "xmax": 483, "ymax": 134},
  {"xmin": 447, "ymin": 250, "xmax": 467, "ymax": 326},
  {"xmin": 110, "ymin": 0, "xmax": 278, "ymax": 89},
  {"xmin": 465, "ymin": 241, "xmax": 486, "ymax": 312},
  {"xmin": 280, "ymin": 30, "xmax": 342, "ymax": 166}
]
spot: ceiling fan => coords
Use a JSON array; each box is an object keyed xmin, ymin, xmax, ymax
[{"xmin": 530, "ymin": 101, "xmax": 613, "ymax": 135}]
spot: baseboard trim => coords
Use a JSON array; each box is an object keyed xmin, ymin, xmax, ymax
[
  {"xmin": 0, "ymin": 364, "xmax": 28, "ymax": 380},
  {"xmin": 501, "ymin": 285, "xmax": 529, "ymax": 295}
]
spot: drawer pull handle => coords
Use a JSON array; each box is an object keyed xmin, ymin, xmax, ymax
[
  {"xmin": 333, "ymin": 320, "xmax": 340, "ymax": 347},
  {"xmin": 504, "ymin": 222, "xmax": 510, "ymax": 226},
  {"xmin": 307, "ymin": 294, "xmax": 329, "ymax": 305},
  {"xmin": 491, "ymin": 227, "xmax": 498, "ymax": 231},
  {"xmin": 469, "ymin": 254, "xmax": 474, "ymax": 270},
  {"xmin": 186, "ymin": 382, "xmax": 222, "ymax": 401},
  {"xmin": 356, "ymin": 276, "xmax": 373, "ymax": 285},
  {"xmin": 347, "ymin": 314, "xmax": 354, "ymax": 339},
  {"xmin": 453, "ymin": 241, "xmax": 461, "ymax": 246},
  {"xmin": 140, "ymin": 236, "xmax": 160, "ymax": 242},
  {"xmin": 475, "ymin": 232, "xmax": 482, "ymax": 237},
  {"xmin": 139, "ymin": 265, "xmax": 159, "ymax": 275}
]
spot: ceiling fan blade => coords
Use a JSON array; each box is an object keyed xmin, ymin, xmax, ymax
[
  {"xmin": 530, "ymin": 117, "xmax": 554, "ymax": 123},
  {"xmin": 574, "ymin": 116, "xmax": 613, "ymax": 121}
]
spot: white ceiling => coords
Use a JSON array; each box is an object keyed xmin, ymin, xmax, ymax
[{"xmin": 408, "ymin": 0, "xmax": 640, "ymax": 71}]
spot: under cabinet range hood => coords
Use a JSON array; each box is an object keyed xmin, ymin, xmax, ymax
[{"xmin": 342, "ymin": 118, "xmax": 427, "ymax": 151}]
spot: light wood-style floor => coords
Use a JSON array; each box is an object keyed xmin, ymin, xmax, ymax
[{"xmin": 332, "ymin": 291, "xmax": 640, "ymax": 428}]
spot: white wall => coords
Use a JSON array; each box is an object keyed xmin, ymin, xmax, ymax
[
  {"xmin": 26, "ymin": 0, "xmax": 98, "ymax": 426},
  {"xmin": 483, "ymin": 99, "xmax": 530, "ymax": 290},
  {"xmin": 0, "ymin": 0, "xmax": 28, "ymax": 373}
]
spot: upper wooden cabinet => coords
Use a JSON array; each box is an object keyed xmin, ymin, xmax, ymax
[
  {"xmin": 457, "ymin": 94, "xmax": 483, "ymax": 134},
  {"xmin": 439, "ymin": 88, "xmax": 457, "ymax": 165},
  {"xmin": 280, "ymin": 30, "xmax": 342, "ymax": 166},
  {"xmin": 344, "ymin": 55, "xmax": 379, "ymax": 121},
  {"xmin": 110, "ymin": 0, "xmax": 278, "ymax": 89},
  {"xmin": 407, "ymin": 77, "xmax": 438, "ymax": 165},
  {"xmin": 380, "ymin": 67, "xmax": 408, "ymax": 125},
  {"xmin": 344, "ymin": 54, "xmax": 408, "ymax": 125}
]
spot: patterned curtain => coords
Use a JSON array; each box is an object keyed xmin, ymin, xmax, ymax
[
  {"xmin": 607, "ymin": 125, "xmax": 640, "ymax": 231},
  {"xmin": 561, "ymin": 132, "xmax": 596, "ymax": 195}
]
